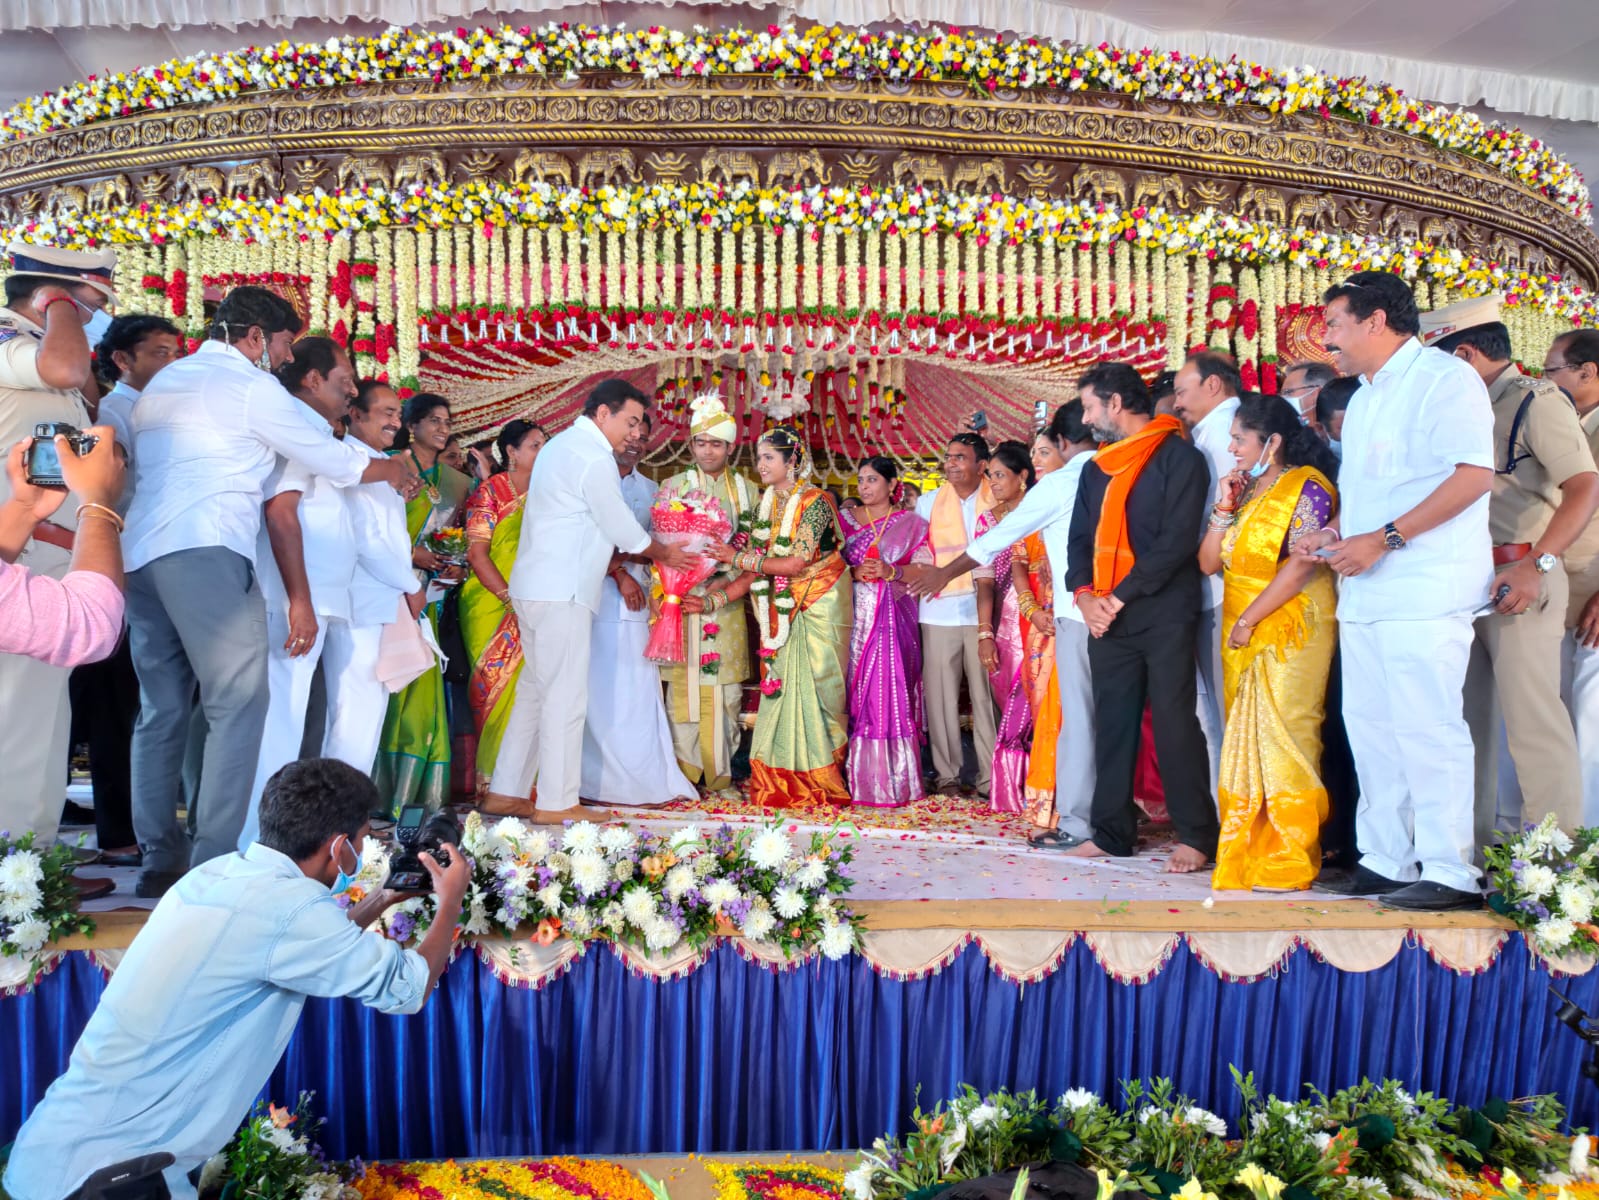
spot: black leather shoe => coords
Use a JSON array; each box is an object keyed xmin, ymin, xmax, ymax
[
  {"xmin": 134, "ymin": 870, "xmax": 184, "ymax": 900},
  {"xmin": 101, "ymin": 850, "xmax": 144, "ymax": 869},
  {"xmin": 1316, "ymin": 864, "xmax": 1404, "ymax": 896},
  {"xmin": 1382, "ymin": 881, "xmax": 1484, "ymax": 912}
]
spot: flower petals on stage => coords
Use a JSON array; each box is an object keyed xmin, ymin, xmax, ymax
[{"xmin": 354, "ymin": 1157, "xmax": 657, "ymax": 1200}]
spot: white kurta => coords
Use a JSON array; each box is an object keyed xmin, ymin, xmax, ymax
[{"xmin": 580, "ymin": 469, "xmax": 696, "ymax": 806}]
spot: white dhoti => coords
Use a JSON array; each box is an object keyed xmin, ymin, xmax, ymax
[
  {"xmin": 241, "ymin": 612, "xmax": 335, "ymax": 849},
  {"xmin": 321, "ymin": 621, "xmax": 388, "ymax": 778},
  {"xmin": 581, "ymin": 574, "xmax": 696, "ymax": 807},
  {"xmin": 1340, "ymin": 616, "xmax": 1479, "ymax": 892},
  {"xmin": 491, "ymin": 599, "xmax": 593, "ymax": 812}
]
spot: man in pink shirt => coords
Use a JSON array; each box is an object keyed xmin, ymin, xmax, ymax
[{"xmin": 0, "ymin": 425, "xmax": 126, "ymax": 898}]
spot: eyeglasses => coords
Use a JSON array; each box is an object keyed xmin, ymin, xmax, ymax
[
  {"xmin": 1544, "ymin": 362, "xmax": 1580, "ymax": 375},
  {"xmin": 1281, "ymin": 384, "xmax": 1321, "ymax": 399}
]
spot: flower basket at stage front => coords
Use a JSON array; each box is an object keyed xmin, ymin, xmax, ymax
[{"xmin": 646, "ymin": 487, "xmax": 731, "ymax": 666}]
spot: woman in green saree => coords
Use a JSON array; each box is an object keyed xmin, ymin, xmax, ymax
[
  {"xmin": 459, "ymin": 419, "xmax": 548, "ymax": 805},
  {"xmin": 373, "ymin": 393, "xmax": 473, "ymax": 814}
]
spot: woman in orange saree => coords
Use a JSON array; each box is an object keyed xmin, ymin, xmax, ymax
[{"xmin": 1199, "ymin": 395, "xmax": 1340, "ymax": 892}]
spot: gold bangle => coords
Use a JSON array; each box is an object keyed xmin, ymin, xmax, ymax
[
  {"xmin": 977, "ymin": 630, "xmax": 996, "ymax": 641},
  {"xmin": 76, "ymin": 501, "xmax": 124, "ymax": 533}
]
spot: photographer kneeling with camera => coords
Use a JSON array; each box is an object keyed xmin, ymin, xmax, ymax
[{"xmin": 1, "ymin": 758, "xmax": 470, "ymax": 1200}]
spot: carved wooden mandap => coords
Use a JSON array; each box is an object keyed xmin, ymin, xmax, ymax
[{"xmin": 0, "ymin": 24, "xmax": 1594, "ymax": 476}]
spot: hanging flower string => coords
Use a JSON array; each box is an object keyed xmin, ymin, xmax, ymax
[{"xmin": 0, "ymin": 23, "xmax": 1586, "ymax": 219}]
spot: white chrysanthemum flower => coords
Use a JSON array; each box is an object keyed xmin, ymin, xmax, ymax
[
  {"xmin": 568, "ymin": 851, "xmax": 610, "ymax": 898},
  {"xmin": 748, "ymin": 828, "xmax": 794, "ymax": 871},
  {"xmin": 601, "ymin": 902, "xmax": 626, "ymax": 935},
  {"xmin": 8, "ymin": 916, "xmax": 49, "ymax": 952},
  {"xmin": 664, "ymin": 864, "xmax": 696, "ymax": 903},
  {"xmin": 819, "ymin": 921, "xmax": 856, "ymax": 960},
  {"xmin": 668, "ymin": 824, "xmax": 703, "ymax": 851},
  {"xmin": 1350, "ymin": 1177, "xmax": 1390, "ymax": 1200},
  {"xmin": 692, "ymin": 853, "xmax": 718, "ymax": 878},
  {"xmin": 740, "ymin": 902, "xmax": 777, "ymax": 941},
  {"xmin": 773, "ymin": 886, "xmax": 807, "ymax": 920},
  {"xmin": 522, "ymin": 830, "xmax": 553, "ymax": 862},
  {"xmin": 1185, "ymin": 1106, "xmax": 1227, "ymax": 1137},
  {"xmin": 1522, "ymin": 864, "xmax": 1559, "ymax": 899},
  {"xmin": 0, "ymin": 886, "xmax": 40, "ymax": 922},
  {"xmin": 490, "ymin": 816, "xmax": 529, "ymax": 847},
  {"xmin": 644, "ymin": 917, "xmax": 681, "ymax": 952},
  {"xmin": 702, "ymin": 878, "xmax": 740, "ymax": 911},
  {"xmin": 968, "ymin": 1102, "xmax": 1000, "ymax": 1130},
  {"xmin": 260, "ymin": 1124, "xmax": 302, "ymax": 1154},
  {"xmin": 598, "ymin": 824, "xmax": 637, "ymax": 857},
  {"xmin": 1538, "ymin": 917, "xmax": 1578, "ymax": 951},
  {"xmin": 536, "ymin": 882, "xmax": 565, "ymax": 913},
  {"xmin": 0, "ymin": 850, "xmax": 44, "ymax": 891},
  {"xmin": 562, "ymin": 822, "xmax": 601, "ymax": 854},
  {"xmin": 498, "ymin": 861, "xmax": 534, "ymax": 895},
  {"xmin": 621, "ymin": 885, "xmax": 658, "ymax": 927},
  {"xmin": 842, "ymin": 1162, "xmax": 876, "ymax": 1200},
  {"xmin": 793, "ymin": 857, "xmax": 829, "ymax": 890},
  {"xmin": 564, "ymin": 907, "xmax": 594, "ymax": 939},
  {"xmin": 613, "ymin": 859, "xmax": 636, "ymax": 883},
  {"xmin": 1060, "ymin": 1088, "xmax": 1100, "ymax": 1112},
  {"xmin": 1558, "ymin": 880, "xmax": 1596, "ymax": 924},
  {"xmin": 1572, "ymin": 1133, "xmax": 1593, "ymax": 1180}
]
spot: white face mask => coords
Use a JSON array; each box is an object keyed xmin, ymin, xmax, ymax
[{"xmin": 1327, "ymin": 438, "xmax": 1342, "ymax": 460}]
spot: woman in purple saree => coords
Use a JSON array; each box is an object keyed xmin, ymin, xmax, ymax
[{"xmin": 842, "ymin": 456, "xmax": 931, "ymax": 807}]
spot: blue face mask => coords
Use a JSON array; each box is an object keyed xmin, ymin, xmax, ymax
[
  {"xmin": 331, "ymin": 837, "xmax": 363, "ymax": 895},
  {"xmin": 1327, "ymin": 438, "xmax": 1342, "ymax": 460},
  {"xmin": 1247, "ymin": 437, "xmax": 1278, "ymax": 479}
]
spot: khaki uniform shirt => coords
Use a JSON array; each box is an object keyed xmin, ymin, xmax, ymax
[
  {"xmin": 1486, "ymin": 364, "xmax": 1596, "ymax": 546},
  {"xmin": 0, "ymin": 309, "xmax": 90, "ymax": 580},
  {"xmin": 1564, "ymin": 405, "xmax": 1599, "ymax": 627}
]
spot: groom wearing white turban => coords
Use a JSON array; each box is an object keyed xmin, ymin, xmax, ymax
[{"xmin": 658, "ymin": 391, "xmax": 758, "ymax": 796}]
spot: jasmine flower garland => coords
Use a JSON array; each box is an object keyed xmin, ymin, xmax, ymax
[{"xmin": 749, "ymin": 484, "xmax": 806, "ymax": 653}]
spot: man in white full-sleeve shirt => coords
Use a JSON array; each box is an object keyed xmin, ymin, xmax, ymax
[
  {"xmin": 908, "ymin": 400, "xmax": 1101, "ymax": 848},
  {"xmin": 486, "ymin": 379, "xmax": 697, "ymax": 821},
  {"xmin": 123, "ymin": 288, "xmax": 418, "ymax": 898},
  {"xmin": 324, "ymin": 379, "xmax": 425, "ymax": 779},
  {"xmin": 1172, "ymin": 351, "xmax": 1242, "ymax": 791},
  {"xmin": 1296, "ymin": 270, "xmax": 1494, "ymax": 913},
  {"xmin": 240, "ymin": 338, "xmax": 370, "ymax": 848}
]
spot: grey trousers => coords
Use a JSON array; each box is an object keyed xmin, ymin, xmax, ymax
[
  {"xmin": 921, "ymin": 622, "xmax": 998, "ymax": 792},
  {"xmin": 1194, "ymin": 603, "xmax": 1225, "ymax": 795},
  {"xmin": 127, "ymin": 548, "xmax": 270, "ymax": 876},
  {"xmin": 1052, "ymin": 617, "xmax": 1097, "ymax": 840}
]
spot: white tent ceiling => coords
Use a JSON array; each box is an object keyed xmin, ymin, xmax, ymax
[{"xmin": 3, "ymin": 0, "xmax": 1599, "ymax": 184}]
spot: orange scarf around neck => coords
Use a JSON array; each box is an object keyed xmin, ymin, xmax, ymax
[{"xmin": 1089, "ymin": 413, "xmax": 1185, "ymax": 596}]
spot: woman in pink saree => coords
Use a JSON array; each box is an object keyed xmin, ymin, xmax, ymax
[
  {"xmin": 974, "ymin": 441, "xmax": 1036, "ymax": 813},
  {"xmin": 842, "ymin": 456, "xmax": 931, "ymax": 807}
]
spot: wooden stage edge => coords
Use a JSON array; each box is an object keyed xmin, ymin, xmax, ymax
[{"xmin": 51, "ymin": 898, "xmax": 1513, "ymax": 952}]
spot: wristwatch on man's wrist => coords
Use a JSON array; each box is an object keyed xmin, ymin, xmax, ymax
[
  {"xmin": 1382, "ymin": 522, "xmax": 1406, "ymax": 551},
  {"xmin": 1535, "ymin": 552, "xmax": 1558, "ymax": 575}
]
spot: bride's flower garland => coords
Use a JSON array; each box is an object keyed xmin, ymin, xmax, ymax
[
  {"xmin": 749, "ymin": 486, "xmax": 806, "ymax": 655},
  {"xmin": 11, "ymin": 181, "xmax": 1595, "ymax": 326},
  {"xmin": 0, "ymin": 23, "xmax": 1586, "ymax": 219}
]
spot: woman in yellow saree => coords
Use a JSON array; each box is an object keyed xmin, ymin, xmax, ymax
[
  {"xmin": 374, "ymin": 393, "xmax": 473, "ymax": 814},
  {"xmin": 1199, "ymin": 394, "xmax": 1340, "ymax": 892},
  {"xmin": 699, "ymin": 426, "xmax": 852, "ymax": 808},
  {"xmin": 459, "ymin": 419, "xmax": 548, "ymax": 798}
]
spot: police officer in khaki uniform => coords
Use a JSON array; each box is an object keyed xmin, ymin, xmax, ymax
[
  {"xmin": 1543, "ymin": 328, "xmax": 1599, "ymax": 821},
  {"xmin": 1421, "ymin": 297, "xmax": 1599, "ymax": 842},
  {"xmin": 0, "ymin": 240, "xmax": 117, "ymax": 894}
]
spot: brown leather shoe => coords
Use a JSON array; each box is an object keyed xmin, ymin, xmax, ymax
[{"xmin": 71, "ymin": 874, "xmax": 115, "ymax": 902}]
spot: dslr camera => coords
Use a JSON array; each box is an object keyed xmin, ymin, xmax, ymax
[
  {"xmin": 383, "ymin": 804, "xmax": 462, "ymax": 893},
  {"xmin": 25, "ymin": 421, "xmax": 98, "ymax": 488}
]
